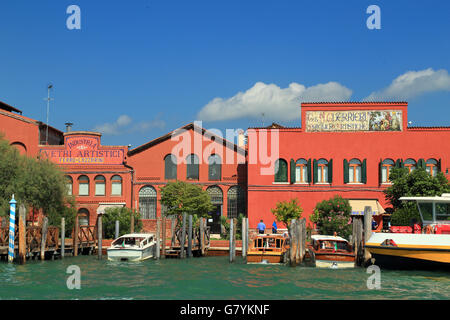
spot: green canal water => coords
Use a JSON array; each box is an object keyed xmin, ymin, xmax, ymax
[{"xmin": 0, "ymin": 256, "xmax": 449, "ymax": 300}]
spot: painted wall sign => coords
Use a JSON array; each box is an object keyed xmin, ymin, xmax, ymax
[
  {"xmin": 305, "ymin": 110, "xmax": 402, "ymax": 132},
  {"xmin": 39, "ymin": 135, "xmax": 125, "ymax": 165}
]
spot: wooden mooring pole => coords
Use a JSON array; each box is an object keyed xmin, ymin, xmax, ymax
[
  {"xmin": 155, "ymin": 217, "xmax": 160, "ymax": 259},
  {"xmin": 241, "ymin": 217, "xmax": 248, "ymax": 259},
  {"xmin": 364, "ymin": 206, "xmax": 373, "ymax": 265},
  {"xmin": 98, "ymin": 214, "xmax": 103, "ymax": 260},
  {"xmin": 353, "ymin": 217, "xmax": 363, "ymax": 266},
  {"xmin": 229, "ymin": 218, "xmax": 235, "ymax": 263},
  {"xmin": 297, "ymin": 218, "xmax": 306, "ymax": 264},
  {"xmin": 61, "ymin": 217, "xmax": 65, "ymax": 259},
  {"xmin": 187, "ymin": 215, "xmax": 192, "ymax": 258},
  {"xmin": 171, "ymin": 218, "xmax": 176, "ymax": 248},
  {"xmin": 18, "ymin": 204, "xmax": 26, "ymax": 264},
  {"xmin": 289, "ymin": 219, "xmax": 297, "ymax": 266},
  {"xmin": 74, "ymin": 215, "xmax": 79, "ymax": 257},
  {"xmin": 180, "ymin": 213, "xmax": 186, "ymax": 259},
  {"xmin": 40, "ymin": 216, "xmax": 48, "ymax": 260},
  {"xmin": 200, "ymin": 217, "xmax": 205, "ymax": 256},
  {"xmin": 161, "ymin": 215, "xmax": 166, "ymax": 258}
]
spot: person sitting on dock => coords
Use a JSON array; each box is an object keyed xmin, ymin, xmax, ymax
[{"xmin": 257, "ymin": 220, "xmax": 266, "ymax": 234}]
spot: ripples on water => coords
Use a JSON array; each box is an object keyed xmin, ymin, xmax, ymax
[{"xmin": 0, "ymin": 256, "xmax": 449, "ymax": 300}]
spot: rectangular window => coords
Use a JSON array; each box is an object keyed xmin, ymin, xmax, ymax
[
  {"xmin": 436, "ymin": 203, "xmax": 450, "ymax": 221},
  {"xmin": 381, "ymin": 167, "xmax": 388, "ymax": 183},
  {"xmin": 418, "ymin": 202, "xmax": 433, "ymax": 221},
  {"xmin": 349, "ymin": 166, "xmax": 361, "ymax": 183},
  {"xmin": 79, "ymin": 183, "xmax": 89, "ymax": 196},
  {"xmin": 67, "ymin": 183, "xmax": 72, "ymax": 196},
  {"xmin": 95, "ymin": 183, "xmax": 105, "ymax": 196},
  {"xmin": 317, "ymin": 166, "xmax": 328, "ymax": 183},
  {"xmin": 111, "ymin": 182, "xmax": 122, "ymax": 196},
  {"xmin": 296, "ymin": 166, "xmax": 307, "ymax": 183}
]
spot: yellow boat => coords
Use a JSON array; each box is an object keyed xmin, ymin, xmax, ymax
[{"xmin": 365, "ymin": 193, "xmax": 450, "ymax": 270}]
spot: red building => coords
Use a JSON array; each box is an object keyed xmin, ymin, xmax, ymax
[
  {"xmin": 127, "ymin": 122, "xmax": 247, "ymax": 233},
  {"xmin": 247, "ymin": 102, "xmax": 450, "ymax": 230},
  {"xmin": 39, "ymin": 131, "xmax": 132, "ymax": 226},
  {"xmin": 2, "ymin": 99, "xmax": 450, "ymax": 234},
  {"xmin": 0, "ymin": 100, "xmax": 63, "ymax": 155}
]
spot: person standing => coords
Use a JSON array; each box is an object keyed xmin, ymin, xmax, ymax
[
  {"xmin": 272, "ymin": 221, "xmax": 277, "ymax": 234},
  {"xmin": 257, "ymin": 219, "xmax": 266, "ymax": 234}
]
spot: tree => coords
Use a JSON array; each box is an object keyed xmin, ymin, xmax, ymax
[
  {"xmin": 159, "ymin": 181, "xmax": 215, "ymax": 234},
  {"xmin": 310, "ymin": 195, "xmax": 352, "ymax": 239},
  {"xmin": 384, "ymin": 167, "xmax": 450, "ymax": 226},
  {"xmin": 0, "ymin": 136, "xmax": 75, "ymax": 226},
  {"xmin": 103, "ymin": 207, "xmax": 142, "ymax": 239},
  {"xmin": 270, "ymin": 198, "xmax": 303, "ymax": 229}
]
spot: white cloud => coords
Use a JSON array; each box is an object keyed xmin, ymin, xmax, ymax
[
  {"xmin": 197, "ymin": 81, "xmax": 352, "ymax": 122},
  {"xmin": 94, "ymin": 114, "xmax": 165, "ymax": 136},
  {"xmin": 365, "ymin": 68, "xmax": 450, "ymax": 101}
]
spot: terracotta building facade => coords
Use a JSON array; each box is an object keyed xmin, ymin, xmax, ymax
[{"xmin": 246, "ymin": 102, "xmax": 450, "ymax": 230}]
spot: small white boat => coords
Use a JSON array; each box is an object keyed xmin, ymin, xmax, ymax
[
  {"xmin": 307, "ymin": 235, "xmax": 356, "ymax": 269},
  {"xmin": 107, "ymin": 233, "xmax": 156, "ymax": 262}
]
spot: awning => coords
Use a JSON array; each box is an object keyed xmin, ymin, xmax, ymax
[
  {"xmin": 348, "ymin": 200, "xmax": 385, "ymax": 216},
  {"xmin": 97, "ymin": 203, "xmax": 126, "ymax": 215}
]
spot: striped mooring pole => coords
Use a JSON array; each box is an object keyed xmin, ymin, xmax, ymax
[{"xmin": 8, "ymin": 195, "xmax": 17, "ymax": 263}]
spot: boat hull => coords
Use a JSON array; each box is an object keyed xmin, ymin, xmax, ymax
[
  {"xmin": 315, "ymin": 259, "xmax": 355, "ymax": 269},
  {"xmin": 107, "ymin": 244, "xmax": 155, "ymax": 262},
  {"xmin": 246, "ymin": 252, "xmax": 286, "ymax": 264},
  {"xmin": 365, "ymin": 233, "xmax": 450, "ymax": 270}
]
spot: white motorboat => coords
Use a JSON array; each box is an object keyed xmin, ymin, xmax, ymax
[
  {"xmin": 107, "ymin": 233, "xmax": 157, "ymax": 261},
  {"xmin": 365, "ymin": 193, "xmax": 450, "ymax": 270}
]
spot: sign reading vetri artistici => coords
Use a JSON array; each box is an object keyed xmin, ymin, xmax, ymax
[
  {"xmin": 39, "ymin": 135, "xmax": 125, "ymax": 165},
  {"xmin": 305, "ymin": 110, "xmax": 402, "ymax": 132}
]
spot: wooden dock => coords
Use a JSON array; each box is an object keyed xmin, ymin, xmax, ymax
[{"xmin": 0, "ymin": 225, "xmax": 97, "ymax": 261}]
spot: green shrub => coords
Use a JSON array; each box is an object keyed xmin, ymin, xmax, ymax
[
  {"xmin": 103, "ymin": 207, "xmax": 142, "ymax": 239},
  {"xmin": 310, "ymin": 195, "xmax": 352, "ymax": 239}
]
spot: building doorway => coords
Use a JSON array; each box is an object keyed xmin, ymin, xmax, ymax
[{"xmin": 207, "ymin": 186, "xmax": 223, "ymax": 234}]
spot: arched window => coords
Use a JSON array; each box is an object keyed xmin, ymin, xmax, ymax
[
  {"xmin": 381, "ymin": 159, "xmax": 395, "ymax": 183},
  {"xmin": 349, "ymin": 159, "xmax": 362, "ymax": 183},
  {"xmin": 77, "ymin": 208, "xmax": 90, "ymax": 226},
  {"xmin": 207, "ymin": 186, "xmax": 223, "ymax": 205},
  {"xmin": 111, "ymin": 175, "xmax": 122, "ymax": 195},
  {"xmin": 404, "ymin": 158, "xmax": 416, "ymax": 173},
  {"xmin": 227, "ymin": 186, "xmax": 245, "ymax": 219},
  {"xmin": 426, "ymin": 159, "xmax": 438, "ymax": 177},
  {"xmin": 164, "ymin": 154, "xmax": 177, "ymax": 180},
  {"xmin": 65, "ymin": 176, "xmax": 73, "ymax": 196},
  {"xmin": 274, "ymin": 159, "xmax": 288, "ymax": 182},
  {"xmin": 316, "ymin": 159, "xmax": 329, "ymax": 183},
  {"xmin": 94, "ymin": 175, "xmax": 106, "ymax": 196},
  {"xmin": 186, "ymin": 154, "xmax": 199, "ymax": 180},
  {"xmin": 139, "ymin": 186, "xmax": 157, "ymax": 219},
  {"xmin": 208, "ymin": 154, "xmax": 222, "ymax": 181},
  {"xmin": 295, "ymin": 159, "xmax": 308, "ymax": 183},
  {"xmin": 78, "ymin": 175, "xmax": 89, "ymax": 196}
]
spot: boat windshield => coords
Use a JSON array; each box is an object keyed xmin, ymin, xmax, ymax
[
  {"xmin": 436, "ymin": 203, "xmax": 450, "ymax": 221},
  {"xmin": 319, "ymin": 241, "xmax": 348, "ymax": 251},
  {"xmin": 112, "ymin": 237, "xmax": 145, "ymax": 246},
  {"xmin": 418, "ymin": 202, "xmax": 433, "ymax": 221}
]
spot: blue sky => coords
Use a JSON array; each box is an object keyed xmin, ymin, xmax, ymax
[{"xmin": 0, "ymin": 0, "xmax": 449, "ymax": 147}]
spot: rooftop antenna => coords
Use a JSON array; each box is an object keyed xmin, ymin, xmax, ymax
[
  {"xmin": 261, "ymin": 112, "xmax": 265, "ymax": 127},
  {"xmin": 44, "ymin": 84, "xmax": 54, "ymax": 145}
]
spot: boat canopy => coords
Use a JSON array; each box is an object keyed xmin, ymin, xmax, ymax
[
  {"xmin": 399, "ymin": 194, "xmax": 450, "ymax": 225},
  {"xmin": 311, "ymin": 235, "xmax": 348, "ymax": 242}
]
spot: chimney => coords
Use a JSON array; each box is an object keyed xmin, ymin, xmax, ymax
[
  {"xmin": 238, "ymin": 130, "xmax": 246, "ymax": 148},
  {"xmin": 65, "ymin": 122, "xmax": 73, "ymax": 132}
]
